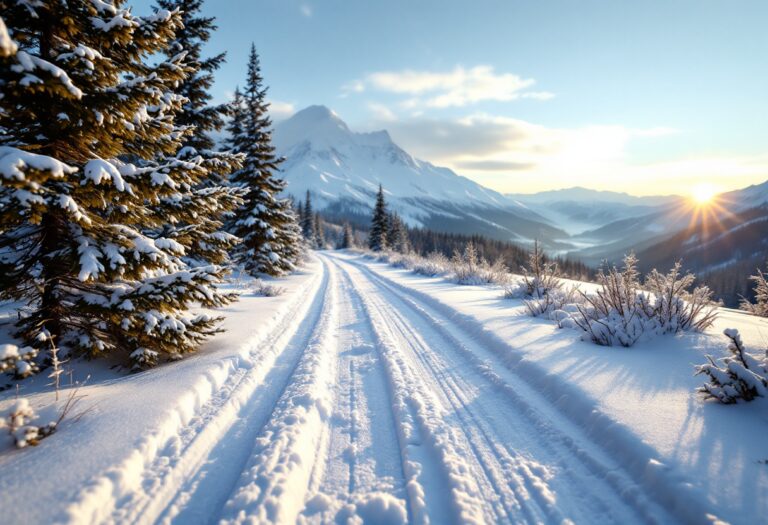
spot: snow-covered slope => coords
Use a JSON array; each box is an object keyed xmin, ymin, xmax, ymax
[{"xmin": 273, "ymin": 106, "xmax": 570, "ymax": 247}]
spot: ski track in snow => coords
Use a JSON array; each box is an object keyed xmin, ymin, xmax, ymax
[{"xmin": 77, "ymin": 253, "xmax": 691, "ymax": 524}]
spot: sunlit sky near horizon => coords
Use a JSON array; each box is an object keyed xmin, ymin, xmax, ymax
[{"xmin": 135, "ymin": 0, "xmax": 768, "ymax": 197}]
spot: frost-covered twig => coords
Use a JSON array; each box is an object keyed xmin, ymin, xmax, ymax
[{"xmin": 695, "ymin": 329, "xmax": 768, "ymax": 403}]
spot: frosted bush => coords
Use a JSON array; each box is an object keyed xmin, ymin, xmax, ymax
[
  {"xmin": 0, "ymin": 398, "xmax": 56, "ymax": 449},
  {"xmin": 450, "ymin": 242, "xmax": 509, "ymax": 286},
  {"xmin": 410, "ymin": 251, "xmax": 451, "ymax": 277},
  {"xmin": 525, "ymin": 286, "xmax": 580, "ymax": 318},
  {"xmin": 0, "ymin": 344, "xmax": 38, "ymax": 379},
  {"xmin": 521, "ymin": 240, "xmax": 562, "ymax": 299},
  {"xmin": 695, "ymin": 329, "xmax": 768, "ymax": 403},
  {"xmin": 740, "ymin": 268, "xmax": 768, "ymax": 317},
  {"xmin": 573, "ymin": 254, "xmax": 717, "ymax": 347}
]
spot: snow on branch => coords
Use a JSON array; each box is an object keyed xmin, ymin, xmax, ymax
[
  {"xmin": 0, "ymin": 147, "xmax": 76, "ymax": 181},
  {"xmin": 695, "ymin": 329, "xmax": 768, "ymax": 404}
]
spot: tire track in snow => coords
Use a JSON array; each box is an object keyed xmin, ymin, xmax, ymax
[
  {"xmin": 299, "ymin": 266, "xmax": 410, "ymax": 524},
  {"xmin": 89, "ymin": 259, "xmax": 330, "ymax": 525},
  {"xmin": 330, "ymin": 256, "xmax": 492, "ymax": 525},
  {"xmin": 216, "ymin": 261, "xmax": 343, "ymax": 524},
  {"xmin": 333, "ymin": 253, "xmax": 672, "ymax": 524}
]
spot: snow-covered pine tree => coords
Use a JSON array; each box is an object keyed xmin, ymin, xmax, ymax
[
  {"xmin": 0, "ymin": 3, "xmax": 237, "ymax": 370},
  {"xmin": 369, "ymin": 184, "xmax": 388, "ymax": 251},
  {"xmin": 388, "ymin": 212, "xmax": 408, "ymax": 253},
  {"xmin": 314, "ymin": 213, "xmax": 326, "ymax": 249},
  {"xmin": 339, "ymin": 222, "xmax": 355, "ymax": 249},
  {"xmin": 157, "ymin": 0, "xmax": 226, "ymax": 152},
  {"xmin": 301, "ymin": 190, "xmax": 315, "ymax": 242},
  {"xmin": 740, "ymin": 268, "xmax": 768, "ymax": 317},
  {"xmin": 155, "ymin": 0, "xmax": 243, "ymax": 270},
  {"xmin": 225, "ymin": 87, "xmax": 245, "ymax": 151},
  {"xmin": 228, "ymin": 44, "xmax": 301, "ymax": 275}
]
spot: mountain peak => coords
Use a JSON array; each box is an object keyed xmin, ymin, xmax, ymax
[
  {"xmin": 273, "ymin": 105, "xmax": 351, "ymax": 152},
  {"xmin": 291, "ymin": 105, "xmax": 343, "ymax": 124}
]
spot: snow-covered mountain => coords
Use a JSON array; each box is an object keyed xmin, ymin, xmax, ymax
[{"xmin": 273, "ymin": 106, "xmax": 571, "ymax": 248}]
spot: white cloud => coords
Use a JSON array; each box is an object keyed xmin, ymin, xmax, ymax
[
  {"xmin": 268, "ymin": 100, "xmax": 296, "ymax": 121},
  {"xmin": 299, "ymin": 4, "xmax": 312, "ymax": 17},
  {"xmin": 363, "ymin": 112, "xmax": 751, "ymax": 195},
  {"xmin": 367, "ymin": 102, "xmax": 397, "ymax": 122},
  {"xmin": 347, "ymin": 65, "xmax": 552, "ymax": 108}
]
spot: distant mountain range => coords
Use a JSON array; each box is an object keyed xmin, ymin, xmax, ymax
[{"xmin": 274, "ymin": 105, "xmax": 768, "ymax": 276}]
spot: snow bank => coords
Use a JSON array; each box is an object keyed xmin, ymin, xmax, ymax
[{"xmin": 0, "ymin": 259, "xmax": 324, "ymax": 524}]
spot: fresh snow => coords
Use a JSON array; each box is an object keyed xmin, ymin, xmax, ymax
[{"xmin": 1, "ymin": 253, "xmax": 766, "ymax": 524}]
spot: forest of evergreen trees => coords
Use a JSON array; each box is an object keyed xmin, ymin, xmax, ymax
[{"xmin": 0, "ymin": 1, "xmax": 302, "ymax": 373}]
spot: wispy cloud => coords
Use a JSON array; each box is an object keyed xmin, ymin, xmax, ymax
[
  {"xmin": 346, "ymin": 66, "xmax": 552, "ymax": 108},
  {"xmin": 268, "ymin": 100, "xmax": 296, "ymax": 121},
  {"xmin": 367, "ymin": 102, "xmax": 397, "ymax": 122},
  {"xmin": 299, "ymin": 3, "xmax": 312, "ymax": 17}
]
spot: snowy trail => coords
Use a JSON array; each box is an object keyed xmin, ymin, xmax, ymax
[
  {"xmin": 325, "ymin": 253, "xmax": 675, "ymax": 524},
  {"xmin": 89, "ymin": 252, "xmax": 683, "ymax": 524}
]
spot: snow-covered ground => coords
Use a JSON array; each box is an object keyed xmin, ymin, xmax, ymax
[{"xmin": 1, "ymin": 252, "xmax": 766, "ymax": 524}]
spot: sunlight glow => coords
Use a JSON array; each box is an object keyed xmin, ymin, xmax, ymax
[{"xmin": 691, "ymin": 183, "xmax": 718, "ymax": 205}]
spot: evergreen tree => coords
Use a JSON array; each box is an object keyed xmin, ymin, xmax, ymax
[
  {"xmin": 0, "ymin": 3, "xmax": 239, "ymax": 370},
  {"xmin": 225, "ymin": 87, "xmax": 244, "ymax": 151},
  {"xmin": 339, "ymin": 222, "xmax": 355, "ymax": 249},
  {"xmin": 369, "ymin": 184, "xmax": 388, "ymax": 251},
  {"xmin": 157, "ymin": 0, "xmax": 226, "ymax": 151},
  {"xmin": 301, "ymin": 190, "xmax": 315, "ymax": 241},
  {"xmin": 228, "ymin": 44, "xmax": 301, "ymax": 275},
  {"xmin": 314, "ymin": 213, "xmax": 326, "ymax": 249},
  {"xmin": 388, "ymin": 212, "xmax": 408, "ymax": 253},
  {"xmin": 155, "ymin": 0, "xmax": 243, "ymax": 269}
]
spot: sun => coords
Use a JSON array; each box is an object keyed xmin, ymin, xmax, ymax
[{"xmin": 691, "ymin": 183, "xmax": 718, "ymax": 205}]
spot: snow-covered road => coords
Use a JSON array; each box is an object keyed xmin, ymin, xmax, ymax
[{"xmin": 97, "ymin": 252, "xmax": 677, "ymax": 524}]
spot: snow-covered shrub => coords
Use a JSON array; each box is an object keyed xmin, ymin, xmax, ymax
[
  {"xmin": 503, "ymin": 240, "xmax": 572, "ymax": 316},
  {"xmin": 245, "ymin": 279, "xmax": 286, "ymax": 297},
  {"xmin": 450, "ymin": 242, "xmax": 509, "ymax": 286},
  {"xmin": 410, "ymin": 251, "xmax": 451, "ymax": 277},
  {"xmin": 573, "ymin": 255, "xmax": 716, "ymax": 347},
  {"xmin": 0, "ymin": 344, "xmax": 38, "ymax": 379},
  {"xmin": 695, "ymin": 329, "xmax": 768, "ymax": 403},
  {"xmin": 451, "ymin": 242, "xmax": 483, "ymax": 285},
  {"xmin": 740, "ymin": 268, "xmax": 768, "ymax": 317},
  {"xmin": 525, "ymin": 287, "xmax": 580, "ymax": 318},
  {"xmin": 0, "ymin": 398, "xmax": 56, "ymax": 449},
  {"xmin": 521, "ymin": 240, "xmax": 563, "ymax": 299},
  {"xmin": 644, "ymin": 261, "xmax": 717, "ymax": 332}
]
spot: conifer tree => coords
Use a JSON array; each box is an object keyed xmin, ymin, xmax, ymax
[
  {"xmin": 157, "ymin": 0, "xmax": 226, "ymax": 151},
  {"xmin": 155, "ymin": 0, "xmax": 243, "ymax": 269},
  {"xmin": 225, "ymin": 87, "xmax": 245, "ymax": 151},
  {"xmin": 228, "ymin": 44, "xmax": 301, "ymax": 275},
  {"xmin": 339, "ymin": 222, "xmax": 355, "ymax": 249},
  {"xmin": 0, "ymin": 3, "xmax": 239, "ymax": 370},
  {"xmin": 301, "ymin": 190, "xmax": 315, "ymax": 241},
  {"xmin": 314, "ymin": 213, "xmax": 326, "ymax": 249},
  {"xmin": 388, "ymin": 212, "xmax": 408, "ymax": 253},
  {"xmin": 369, "ymin": 184, "xmax": 388, "ymax": 251}
]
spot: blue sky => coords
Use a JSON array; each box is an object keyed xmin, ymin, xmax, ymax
[{"xmin": 135, "ymin": 0, "xmax": 768, "ymax": 196}]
